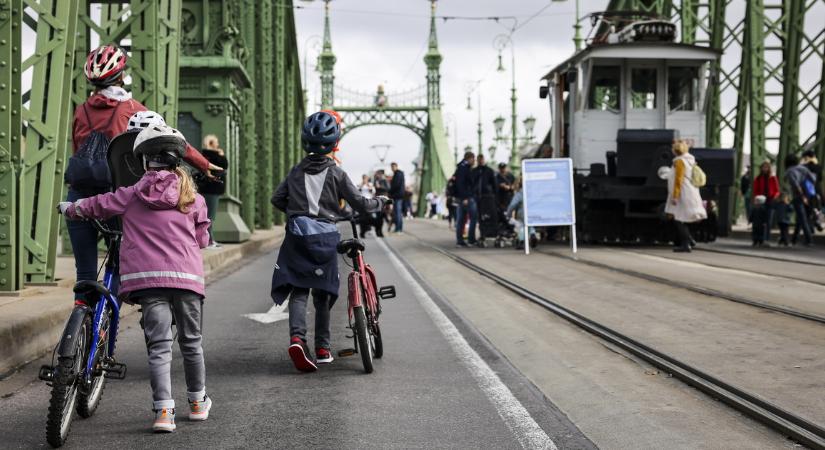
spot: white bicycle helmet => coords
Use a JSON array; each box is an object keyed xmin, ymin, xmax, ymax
[
  {"xmin": 127, "ymin": 110, "xmax": 166, "ymax": 131},
  {"xmin": 133, "ymin": 125, "xmax": 186, "ymax": 169}
]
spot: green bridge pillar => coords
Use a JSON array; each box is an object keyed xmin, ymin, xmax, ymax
[{"xmin": 178, "ymin": 1, "xmax": 251, "ymax": 243}]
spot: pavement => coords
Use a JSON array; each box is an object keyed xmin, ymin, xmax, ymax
[
  {"xmin": 0, "ymin": 229, "xmax": 284, "ymax": 378},
  {"xmin": 0, "ymin": 227, "xmax": 593, "ymax": 449}
]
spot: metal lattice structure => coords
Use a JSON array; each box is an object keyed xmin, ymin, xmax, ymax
[
  {"xmin": 608, "ymin": 0, "xmax": 825, "ymax": 180},
  {"xmin": 0, "ymin": 0, "xmax": 304, "ymax": 291},
  {"xmin": 320, "ymin": 0, "xmax": 452, "ymax": 213}
]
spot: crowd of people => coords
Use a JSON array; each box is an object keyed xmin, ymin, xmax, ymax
[{"xmin": 740, "ymin": 149, "xmax": 823, "ymax": 247}]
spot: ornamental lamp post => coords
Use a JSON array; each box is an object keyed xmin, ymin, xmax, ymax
[
  {"xmin": 493, "ymin": 116, "xmax": 506, "ymax": 139},
  {"xmin": 523, "ymin": 115, "xmax": 536, "ymax": 142}
]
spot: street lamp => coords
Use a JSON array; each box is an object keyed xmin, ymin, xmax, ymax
[
  {"xmin": 523, "ymin": 116, "xmax": 536, "ymax": 140},
  {"xmin": 493, "ymin": 33, "xmax": 520, "ymax": 172},
  {"xmin": 464, "ymin": 80, "xmax": 484, "ymax": 157},
  {"xmin": 302, "ymin": 34, "xmax": 322, "ymax": 107},
  {"xmin": 493, "ymin": 116, "xmax": 506, "ymax": 138}
]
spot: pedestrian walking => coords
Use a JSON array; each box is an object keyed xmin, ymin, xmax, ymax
[
  {"xmin": 66, "ymin": 44, "xmax": 215, "ymax": 284},
  {"xmin": 358, "ymin": 174, "xmax": 378, "ymax": 238},
  {"xmin": 197, "ymin": 134, "xmax": 228, "ymax": 249},
  {"xmin": 389, "ymin": 162, "xmax": 405, "ymax": 232},
  {"xmin": 473, "ymin": 155, "xmax": 498, "ymax": 243},
  {"xmin": 784, "ymin": 153, "xmax": 816, "ymax": 246},
  {"xmin": 270, "ymin": 111, "xmax": 385, "ymax": 373},
  {"xmin": 801, "ymin": 148, "xmax": 824, "ymax": 231},
  {"xmin": 453, "ymin": 151, "xmax": 478, "ymax": 246},
  {"xmin": 665, "ymin": 140, "xmax": 706, "ymax": 252},
  {"xmin": 59, "ymin": 125, "xmax": 212, "ymax": 433},
  {"xmin": 425, "ymin": 191, "xmax": 439, "ymax": 218},
  {"xmin": 445, "ymin": 176, "xmax": 457, "ymax": 230},
  {"xmin": 776, "ymin": 193, "xmax": 792, "ymax": 246},
  {"xmin": 495, "ymin": 162, "xmax": 516, "ymax": 211},
  {"xmin": 740, "ymin": 167, "xmax": 751, "ymax": 224},
  {"xmin": 750, "ymin": 160, "xmax": 780, "ymax": 246}
]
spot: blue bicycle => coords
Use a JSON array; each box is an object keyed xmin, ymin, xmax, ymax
[{"xmin": 39, "ymin": 218, "xmax": 126, "ymax": 448}]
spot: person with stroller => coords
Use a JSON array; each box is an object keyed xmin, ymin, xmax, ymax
[
  {"xmin": 473, "ymin": 155, "xmax": 498, "ymax": 245},
  {"xmin": 495, "ymin": 162, "xmax": 515, "ymax": 211},
  {"xmin": 453, "ymin": 151, "xmax": 477, "ymax": 247},
  {"xmin": 750, "ymin": 160, "xmax": 780, "ymax": 246},
  {"xmin": 60, "ymin": 125, "xmax": 212, "ymax": 432},
  {"xmin": 270, "ymin": 111, "xmax": 385, "ymax": 372}
]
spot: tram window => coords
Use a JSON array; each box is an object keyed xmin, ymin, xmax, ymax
[
  {"xmin": 587, "ymin": 66, "xmax": 621, "ymax": 111},
  {"xmin": 630, "ymin": 68, "xmax": 658, "ymax": 109},
  {"xmin": 668, "ymin": 66, "xmax": 698, "ymax": 111}
]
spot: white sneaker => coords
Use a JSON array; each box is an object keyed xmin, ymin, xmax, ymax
[
  {"xmin": 152, "ymin": 407, "xmax": 176, "ymax": 432},
  {"xmin": 189, "ymin": 395, "xmax": 212, "ymax": 421}
]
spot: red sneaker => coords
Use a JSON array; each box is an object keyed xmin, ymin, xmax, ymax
[
  {"xmin": 288, "ymin": 336, "xmax": 317, "ymax": 372},
  {"xmin": 316, "ymin": 348, "xmax": 334, "ymax": 364}
]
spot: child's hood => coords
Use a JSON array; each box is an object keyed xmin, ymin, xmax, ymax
[
  {"xmin": 135, "ymin": 170, "xmax": 180, "ymax": 210},
  {"xmin": 299, "ymin": 154, "xmax": 335, "ymax": 175}
]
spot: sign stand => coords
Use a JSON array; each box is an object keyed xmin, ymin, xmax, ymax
[{"xmin": 521, "ymin": 158, "xmax": 577, "ymax": 255}]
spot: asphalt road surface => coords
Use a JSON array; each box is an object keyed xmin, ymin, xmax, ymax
[{"xmin": 0, "ymin": 232, "xmax": 591, "ymax": 449}]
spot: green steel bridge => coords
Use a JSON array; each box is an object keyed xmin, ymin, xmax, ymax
[{"xmin": 1, "ymin": 0, "xmax": 824, "ymax": 292}]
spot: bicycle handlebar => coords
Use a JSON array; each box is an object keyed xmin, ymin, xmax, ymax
[{"xmin": 89, "ymin": 219, "xmax": 122, "ymax": 237}]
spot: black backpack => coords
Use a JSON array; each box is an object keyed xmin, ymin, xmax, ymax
[{"xmin": 64, "ymin": 103, "xmax": 122, "ymax": 190}]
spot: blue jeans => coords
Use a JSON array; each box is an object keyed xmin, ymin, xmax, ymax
[
  {"xmin": 393, "ymin": 198, "xmax": 404, "ymax": 232},
  {"xmin": 792, "ymin": 197, "xmax": 812, "ymax": 244},
  {"xmin": 66, "ymin": 189, "xmax": 120, "ymax": 294},
  {"xmin": 455, "ymin": 198, "xmax": 478, "ymax": 244}
]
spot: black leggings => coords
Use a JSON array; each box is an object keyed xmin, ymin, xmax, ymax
[{"xmin": 675, "ymin": 221, "xmax": 693, "ymax": 249}]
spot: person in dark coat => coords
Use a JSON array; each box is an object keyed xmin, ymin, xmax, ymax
[
  {"xmin": 271, "ymin": 111, "xmax": 384, "ymax": 372},
  {"xmin": 453, "ymin": 151, "xmax": 477, "ymax": 246},
  {"xmin": 197, "ymin": 134, "xmax": 228, "ymax": 248},
  {"xmin": 389, "ymin": 162, "xmax": 406, "ymax": 232},
  {"xmin": 495, "ymin": 162, "xmax": 516, "ymax": 211}
]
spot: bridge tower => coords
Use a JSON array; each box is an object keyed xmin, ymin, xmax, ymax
[{"xmin": 321, "ymin": 0, "xmax": 451, "ymax": 215}]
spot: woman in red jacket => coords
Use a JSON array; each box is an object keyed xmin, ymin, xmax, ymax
[
  {"xmin": 67, "ymin": 44, "xmax": 217, "ymax": 283},
  {"xmin": 751, "ymin": 160, "xmax": 780, "ymax": 246}
]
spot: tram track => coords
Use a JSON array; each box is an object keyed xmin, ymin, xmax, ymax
[
  {"xmin": 534, "ymin": 248, "xmax": 825, "ymax": 325},
  {"xmin": 426, "ymin": 243, "xmax": 825, "ymax": 449},
  {"xmin": 696, "ymin": 246, "xmax": 825, "ymax": 268}
]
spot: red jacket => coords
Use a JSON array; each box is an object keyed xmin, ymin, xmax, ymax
[
  {"xmin": 752, "ymin": 174, "xmax": 780, "ymax": 201},
  {"xmin": 72, "ymin": 91, "xmax": 209, "ymax": 173}
]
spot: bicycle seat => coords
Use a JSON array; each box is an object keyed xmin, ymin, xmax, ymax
[
  {"xmin": 73, "ymin": 280, "xmax": 111, "ymax": 298},
  {"xmin": 337, "ymin": 238, "xmax": 365, "ymax": 255}
]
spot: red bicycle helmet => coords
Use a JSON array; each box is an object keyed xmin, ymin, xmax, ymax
[{"xmin": 84, "ymin": 45, "xmax": 127, "ymax": 87}]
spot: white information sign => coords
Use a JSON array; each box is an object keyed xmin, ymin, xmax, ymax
[{"xmin": 521, "ymin": 158, "xmax": 577, "ymax": 254}]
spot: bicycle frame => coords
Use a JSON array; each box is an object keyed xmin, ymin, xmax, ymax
[
  {"xmin": 345, "ymin": 221, "xmax": 380, "ymax": 319},
  {"xmin": 82, "ymin": 220, "xmax": 122, "ymax": 383}
]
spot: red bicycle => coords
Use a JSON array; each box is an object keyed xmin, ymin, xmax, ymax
[{"xmin": 336, "ymin": 218, "xmax": 395, "ymax": 373}]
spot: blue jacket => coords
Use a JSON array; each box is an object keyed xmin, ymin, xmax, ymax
[
  {"xmin": 389, "ymin": 170, "xmax": 405, "ymax": 199},
  {"xmin": 453, "ymin": 160, "xmax": 474, "ymax": 199}
]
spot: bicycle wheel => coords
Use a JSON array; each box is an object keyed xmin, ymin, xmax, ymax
[
  {"xmin": 46, "ymin": 313, "xmax": 89, "ymax": 448},
  {"xmin": 77, "ymin": 308, "xmax": 109, "ymax": 418},
  {"xmin": 372, "ymin": 320, "xmax": 383, "ymax": 359},
  {"xmin": 353, "ymin": 305, "xmax": 374, "ymax": 373}
]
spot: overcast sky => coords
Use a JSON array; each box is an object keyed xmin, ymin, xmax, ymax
[{"xmin": 294, "ymin": 0, "xmax": 579, "ymax": 182}]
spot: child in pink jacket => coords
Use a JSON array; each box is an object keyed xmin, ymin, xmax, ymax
[{"xmin": 60, "ymin": 125, "xmax": 211, "ymax": 433}]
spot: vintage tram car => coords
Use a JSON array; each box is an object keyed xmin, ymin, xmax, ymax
[{"xmin": 539, "ymin": 13, "xmax": 735, "ymax": 243}]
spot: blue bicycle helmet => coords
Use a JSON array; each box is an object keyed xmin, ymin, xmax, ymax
[{"xmin": 302, "ymin": 111, "xmax": 340, "ymax": 154}]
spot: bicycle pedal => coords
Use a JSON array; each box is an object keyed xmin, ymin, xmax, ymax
[
  {"xmin": 38, "ymin": 365, "xmax": 55, "ymax": 382},
  {"xmin": 103, "ymin": 362, "xmax": 127, "ymax": 380},
  {"xmin": 378, "ymin": 285, "xmax": 396, "ymax": 299},
  {"xmin": 337, "ymin": 348, "xmax": 357, "ymax": 357}
]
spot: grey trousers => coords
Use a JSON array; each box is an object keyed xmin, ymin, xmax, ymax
[
  {"xmin": 139, "ymin": 290, "xmax": 205, "ymax": 408},
  {"xmin": 288, "ymin": 288, "xmax": 332, "ymax": 349}
]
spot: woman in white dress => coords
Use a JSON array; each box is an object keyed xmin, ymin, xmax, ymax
[{"xmin": 665, "ymin": 140, "xmax": 707, "ymax": 252}]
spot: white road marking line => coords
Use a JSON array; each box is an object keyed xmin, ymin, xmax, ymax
[
  {"xmin": 376, "ymin": 238, "xmax": 557, "ymax": 450},
  {"xmin": 244, "ymin": 303, "xmax": 289, "ymax": 324}
]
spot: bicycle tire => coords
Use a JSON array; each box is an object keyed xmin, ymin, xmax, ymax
[
  {"xmin": 354, "ymin": 306, "xmax": 374, "ymax": 373},
  {"xmin": 77, "ymin": 309, "xmax": 110, "ymax": 418},
  {"xmin": 46, "ymin": 314, "xmax": 89, "ymax": 448},
  {"xmin": 372, "ymin": 321, "xmax": 383, "ymax": 359}
]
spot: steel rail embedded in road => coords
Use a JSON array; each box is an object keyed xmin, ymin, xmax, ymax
[
  {"xmin": 429, "ymin": 245, "xmax": 825, "ymax": 449},
  {"xmin": 695, "ymin": 247, "xmax": 825, "ymax": 268},
  {"xmin": 537, "ymin": 249, "xmax": 825, "ymax": 325}
]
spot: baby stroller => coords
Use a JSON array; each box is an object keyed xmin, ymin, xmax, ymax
[
  {"xmin": 477, "ymin": 194, "xmax": 499, "ymax": 248},
  {"xmin": 493, "ymin": 216, "xmax": 518, "ymax": 248}
]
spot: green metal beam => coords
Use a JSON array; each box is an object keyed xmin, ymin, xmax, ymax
[
  {"xmin": 239, "ymin": 0, "xmax": 257, "ymax": 229},
  {"xmin": 256, "ymin": 0, "xmax": 273, "ymax": 228},
  {"xmin": 20, "ymin": 0, "xmax": 79, "ymax": 284},
  {"xmin": 778, "ymin": 0, "xmax": 805, "ymax": 173},
  {"xmin": 0, "ymin": 0, "xmax": 23, "ymax": 291}
]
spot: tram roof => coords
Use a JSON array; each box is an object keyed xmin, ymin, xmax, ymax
[{"xmin": 542, "ymin": 42, "xmax": 720, "ymax": 81}]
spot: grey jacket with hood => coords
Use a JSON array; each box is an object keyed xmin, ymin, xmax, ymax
[{"xmin": 271, "ymin": 154, "xmax": 382, "ymax": 221}]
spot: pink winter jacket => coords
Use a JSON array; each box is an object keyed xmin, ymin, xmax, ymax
[{"xmin": 66, "ymin": 170, "xmax": 210, "ymax": 298}]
